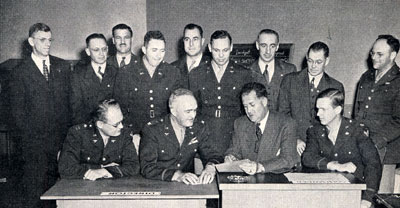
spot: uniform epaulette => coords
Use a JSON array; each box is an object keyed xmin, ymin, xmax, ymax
[
  {"xmin": 147, "ymin": 118, "xmax": 165, "ymax": 126},
  {"xmin": 73, "ymin": 123, "xmax": 92, "ymax": 130}
]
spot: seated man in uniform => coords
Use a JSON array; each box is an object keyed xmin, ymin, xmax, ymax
[
  {"xmin": 140, "ymin": 88, "xmax": 223, "ymax": 185},
  {"xmin": 225, "ymin": 82, "xmax": 298, "ymax": 174},
  {"xmin": 302, "ymin": 88, "xmax": 382, "ymax": 208},
  {"xmin": 59, "ymin": 99, "xmax": 140, "ymax": 180}
]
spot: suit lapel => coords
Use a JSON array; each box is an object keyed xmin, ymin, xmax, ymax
[
  {"xmin": 375, "ymin": 64, "xmax": 400, "ymax": 86},
  {"xmin": 84, "ymin": 64, "xmax": 101, "ymax": 87},
  {"xmin": 333, "ymin": 119, "xmax": 348, "ymax": 150},
  {"xmin": 258, "ymin": 112, "xmax": 279, "ymax": 158},
  {"xmin": 300, "ymin": 69, "xmax": 312, "ymax": 112},
  {"xmin": 26, "ymin": 57, "xmax": 50, "ymax": 88},
  {"xmin": 164, "ymin": 117, "xmax": 181, "ymax": 148}
]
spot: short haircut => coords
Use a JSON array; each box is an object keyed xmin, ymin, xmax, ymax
[
  {"xmin": 112, "ymin": 23, "xmax": 133, "ymax": 37},
  {"xmin": 168, "ymin": 88, "xmax": 195, "ymax": 108},
  {"xmin": 257, "ymin": 29, "xmax": 279, "ymax": 43},
  {"xmin": 316, "ymin": 88, "xmax": 344, "ymax": 109},
  {"xmin": 144, "ymin": 31, "xmax": 165, "ymax": 47},
  {"xmin": 307, "ymin": 41, "xmax": 329, "ymax": 58},
  {"xmin": 210, "ymin": 30, "xmax": 232, "ymax": 45},
  {"xmin": 240, "ymin": 82, "xmax": 268, "ymax": 99},
  {"xmin": 92, "ymin": 99, "xmax": 120, "ymax": 122},
  {"xmin": 184, "ymin": 23, "xmax": 203, "ymax": 38},
  {"xmin": 29, "ymin": 23, "xmax": 51, "ymax": 37},
  {"xmin": 85, "ymin": 33, "xmax": 107, "ymax": 47},
  {"xmin": 376, "ymin": 34, "xmax": 400, "ymax": 53}
]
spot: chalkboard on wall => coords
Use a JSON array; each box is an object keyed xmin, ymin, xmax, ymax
[{"xmin": 230, "ymin": 43, "xmax": 294, "ymax": 67}]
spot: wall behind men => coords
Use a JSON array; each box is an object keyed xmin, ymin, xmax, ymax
[
  {"xmin": 147, "ymin": 0, "xmax": 400, "ymax": 112},
  {"xmin": 0, "ymin": 0, "xmax": 147, "ymax": 63}
]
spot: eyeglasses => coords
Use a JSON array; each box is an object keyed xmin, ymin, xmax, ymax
[{"xmin": 103, "ymin": 120, "xmax": 123, "ymax": 128}]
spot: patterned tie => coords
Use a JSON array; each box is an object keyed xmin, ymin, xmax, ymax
[
  {"xmin": 98, "ymin": 66, "xmax": 103, "ymax": 81},
  {"xmin": 263, "ymin": 64, "xmax": 269, "ymax": 85},
  {"xmin": 120, "ymin": 57, "xmax": 126, "ymax": 68},
  {"xmin": 43, "ymin": 60, "xmax": 49, "ymax": 81},
  {"xmin": 310, "ymin": 77, "xmax": 315, "ymax": 89},
  {"xmin": 255, "ymin": 123, "xmax": 262, "ymax": 153}
]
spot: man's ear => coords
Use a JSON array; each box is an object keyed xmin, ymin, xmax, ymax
[
  {"xmin": 261, "ymin": 97, "xmax": 268, "ymax": 107},
  {"xmin": 85, "ymin": 48, "xmax": 90, "ymax": 57},
  {"xmin": 324, "ymin": 57, "xmax": 330, "ymax": 66},
  {"xmin": 256, "ymin": 41, "xmax": 260, "ymax": 51},
  {"xmin": 142, "ymin": 46, "xmax": 146, "ymax": 55},
  {"xmin": 334, "ymin": 106, "xmax": 342, "ymax": 115},
  {"xmin": 96, "ymin": 120, "xmax": 103, "ymax": 129},
  {"xmin": 28, "ymin": 37, "xmax": 34, "ymax": 47},
  {"xmin": 208, "ymin": 43, "xmax": 212, "ymax": 53}
]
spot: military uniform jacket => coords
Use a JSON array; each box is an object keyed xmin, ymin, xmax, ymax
[
  {"xmin": 249, "ymin": 59, "xmax": 297, "ymax": 111},
  {"xmin": 302, "ymin": 118, "xmax": 382, "ymax": 202},
  {"xmin": 353, "ymin": 64, "xmax": 400, "ymax": 164},
  {"xmin": 278, "ymin": 69, "xmax": 344, "ymax": 141},
  {"xmin": 59, "ymin": 122, "xmax": 140, "ymax": 179},
  {"xmin": 225, "ymin": 112, "xmax": 298, "ymax": 173},
  {"xmin": 189, "ymin": 60, "xmax": 253, "ymax": 119},
  {"xmin": 70, "ymin": 63, "xmax": 117, "ymax": 125},
  {"xmin": 113, "ymin": 59, "xmax": 184, "ymax": 134},
  {"xmin": 107, "ymin": 53, "xmax": 140, "ymax": 70},
  {"xmin": 171, "ymin": 54, "xmax": 211, "ymax": 88},
  {"xmin": 10, "ymin": 55, "xmax": 71, "ymax": 151},
  {"xmin": 140, "ymin": 115, "xmax": 223, "ymax": 181}
]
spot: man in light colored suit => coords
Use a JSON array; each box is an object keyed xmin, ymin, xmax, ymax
[{"xmin": 225, "ymin": 82, "xmax": 298, "ymax": 174}]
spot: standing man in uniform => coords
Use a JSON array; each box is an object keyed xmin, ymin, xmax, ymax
[
  {"xmin": 140, "ymin": 88, "xmax": 223, "ymax": 184},
  {"xmin": 114, "ymin": 31, "xmax": 183, "ymax": 136},
  {"xmin": 189, "ymin": 30, "xmax": 253, "ymax": 155},
  {"xmin": 70, "ymin": 33, "xmax": 117, "ymax": 125},
  {"xmin": 9, "ymin": 23, "xmax": 71, "ymax": 208},
  {"xmin": 278, "ymin": 41, "xmax": 344, "ymax": 156},
  {"xmin": 354, "ymin": 35, "xmax": 400, "ymax": 193},
  {"xmin": 108, "ymin": 23, "xmax": 140, "ymax": 70},
  {"xmin": 59, "ymin": 99, "xmax": 140, "ymax": 180},
  {"xmin": 171, "ymin": 23, "xmax": 210, "ymax": 87},
  {"xmin": 250, "ymin": 29, "xmax": 296, "ymax": 111},
  {"xmin": 303, "ymin": 88, "xmax": 381, "ymax": 208}
]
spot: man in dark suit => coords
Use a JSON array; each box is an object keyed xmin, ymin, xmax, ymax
[
  {"xmin": 108, "ymin": 23, "xmax": 140, "ymax": 69},
  {"xmin": 140, "ymin": 88, "xmax": 223, "ymax": 184},
  {"xmin": 59, "ymin": 99, "xmax": 139, "ymax": 180},
  {"xmin": 171, "ymin": 23, "xmax": 211, "ymax": 87},
  {"xmin": 303, "ymin": 88, "xmax": 381, "ymax": 208},
  {"xmin": 249, "ymin": 29, "xmax": 297, "ymax": 111},
  {"xmin": 70, "ymin": 33, "xmax": 117, "ymax": 125},
  {"xmin": 9, "ymin": 23, "xmax": 71, "ymax": 208},
  {"xmin": 113, "ymin": 31, "xmax": 183, "ymax": 136},
  {"xmin": 189, "ymin": 30, "xmax": 253, "ymax": 155},
  {"xmin": 225, "ymin": 82, "xmax": 298, "ymax": 174},
  {"xmin": 278, "ymin": 41, "xmax": 344, "ymax": 156}
]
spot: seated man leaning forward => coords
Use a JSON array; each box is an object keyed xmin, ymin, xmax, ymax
[
  {"xmin": 225, "ymin": 82, "xmax": 298, "ymax": 174},
  {"xmin": 140, "ymin": 88, "xmax": 223, "ymax": 185},
  {"xmin": 59, "ymin": 99, "xmax": 140, "ymax": 180},
  {"xmin": 302, "ymin": 88, "xmax": 381, "ymax": 208}
]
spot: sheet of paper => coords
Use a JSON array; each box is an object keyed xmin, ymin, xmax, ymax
[
  {"xmin": 215, "ymin": 160, "xmax": 247, "ymax": 172},
  {"xmin": 283, "ymin": 172, "xmax": 350, "ymax": 184}
]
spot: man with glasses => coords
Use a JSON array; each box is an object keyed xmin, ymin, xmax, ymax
[
  {"xmin": 278, "ymin": 41, "xmax": 344, "ymax": 156},
  {"xmin": 59, "ymin": 99, "xmax": 140, "ymax": 180},
  {"xmin": 70, "ymin": 33, "xmax": 118, "ymax": 125},
  {"xmin": 9, "ymin": 23, "xmax": 71, "ymax": 208}
]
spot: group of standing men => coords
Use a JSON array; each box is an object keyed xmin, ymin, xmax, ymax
[{"xmin": 9, "ymin": 21, "xmax": 399, "ymax": 208}]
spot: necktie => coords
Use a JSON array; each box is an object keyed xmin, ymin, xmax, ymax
[
  {"xmin": 120, "ymin": 57, "xmax": 126, "ymax": 68},
  {"xmin": 310, "ymin": 77, "xmax": 315, "ymax": 89},
  {"xmin": 43, "ymin": 60, "xmax": 49, "ymax": 81},
  {"xmin": 255, "ymin": 123, "xmax": 262, "ymax": 153},
  {"xmin": 263, "ymin": 65, "xmax": 269, "ymax": 85},
  {"xmin": 98, "ymin": 66, "xmax": 104, "ymax": 81},
  {"xmin": 188, "ymin": 60, "xmax": 196, "ymax": 72},
  {"xmin": 178, "ymin": 128, "xmax": 185, "ymax": 146}
]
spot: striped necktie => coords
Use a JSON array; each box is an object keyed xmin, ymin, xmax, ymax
[{"xmin": 43, "ymin": 60, "xmax": 49, "ymax": 81}]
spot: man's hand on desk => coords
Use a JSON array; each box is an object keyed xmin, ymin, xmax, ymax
[
  {"xmin": 238, "ymin": 159, "xmax": 264, "ymax": 175},
  {"xmin": 172, "ymin": 170, "xmax": 200, "ymax": 185},
  {"xmin": 84, "ymin": 168, "xmax": 112, "ymax": 181},
  {"xmin": 327, "ymin": 161, "xmax": 357, "ymax": 173},
  {"xmin": 360, "ymin": 200, "xmax": 372, "ymax": 208},
  {"xmin": 224, "ymin": 154, "xmax": 238, "ymax": 163},
  {"xmin": 199, "ymin": 164, "xmax": 216, "ymax": 184},
  {"xmin": 297, "ymin": 139, "xmax": 306, "ymax": 155}
]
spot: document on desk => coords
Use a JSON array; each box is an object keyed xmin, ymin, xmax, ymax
[
  {"xmin": 284, "ymin": 173, "xmax": 350, "ymax": 184},
  {"xmin": 215, "ymin": 161, "xmax": 246, "ymax": 172}
]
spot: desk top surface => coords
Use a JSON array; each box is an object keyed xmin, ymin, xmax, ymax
[{"xmin": 41, "ymin": 175, "xmax": 219, "ymax": 200}]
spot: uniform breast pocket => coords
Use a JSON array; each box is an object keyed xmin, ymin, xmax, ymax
[
  {"xmin": 158, "ymin": 147, "xmax": 175, "ymax": 161},
  {"xmin": 80, "ymin": 149, "xmax": 98, "ymax": 164},
  {"xmin": 106, "ymin": 150, "xmax": 122, "ymax": 164}
]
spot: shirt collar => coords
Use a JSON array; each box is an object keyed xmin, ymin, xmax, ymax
[
  {"xmin": 91, "ymin": 62, "xmax": 106, "ymax": 74},
  {"xmin": 258, "ymin": 110, "xmax": 269, "ymax": 134},
  {"xmin": 186, "ymin": 53, "xmax": 203, "ymax": 69},
  {"xmin": 170, "ymin": 115, "xmax": 186, "ymax": 135},
  {"xmin": 211, "ymin": 59, "xmax": 229, "ymax": 73},
  {"xmin": 31, "ymin": 53, "xmax": 50, "ymax": 71},
  {"xmin": 258, "ymin": 58, "xmax": 275, "ymax": 74},
  {"xmin": 116, "ymin": 53, "xmax": 132, "ymax": 66},
  {"xmin": 308, "ymin": 72, "xmax": 324, "ymax": 87}
]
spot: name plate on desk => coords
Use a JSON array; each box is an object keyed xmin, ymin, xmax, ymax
[{"xmin": 101, "ymin": 192, "xmax": 161, "ymax": 196}]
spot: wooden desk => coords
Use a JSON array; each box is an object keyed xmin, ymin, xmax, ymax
[
  {"xmin": 41, "ymin": 175, "xmax": 219, "ymax": 208},
  {"xmin": 217, "ymin": 172, "xmax": 366, "ymax": 208}
]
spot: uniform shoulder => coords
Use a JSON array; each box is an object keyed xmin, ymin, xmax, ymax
[
  {"xmin": 70, "ymin": 122, "xmax": 94, "ymax": 133},
  {"xmin": 231, "ymin": 61, "xmax": 249, "ymax": 71},
  {"xmin": 146, "ymin": 117, "xmax": 167, "ymax": 127}
]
